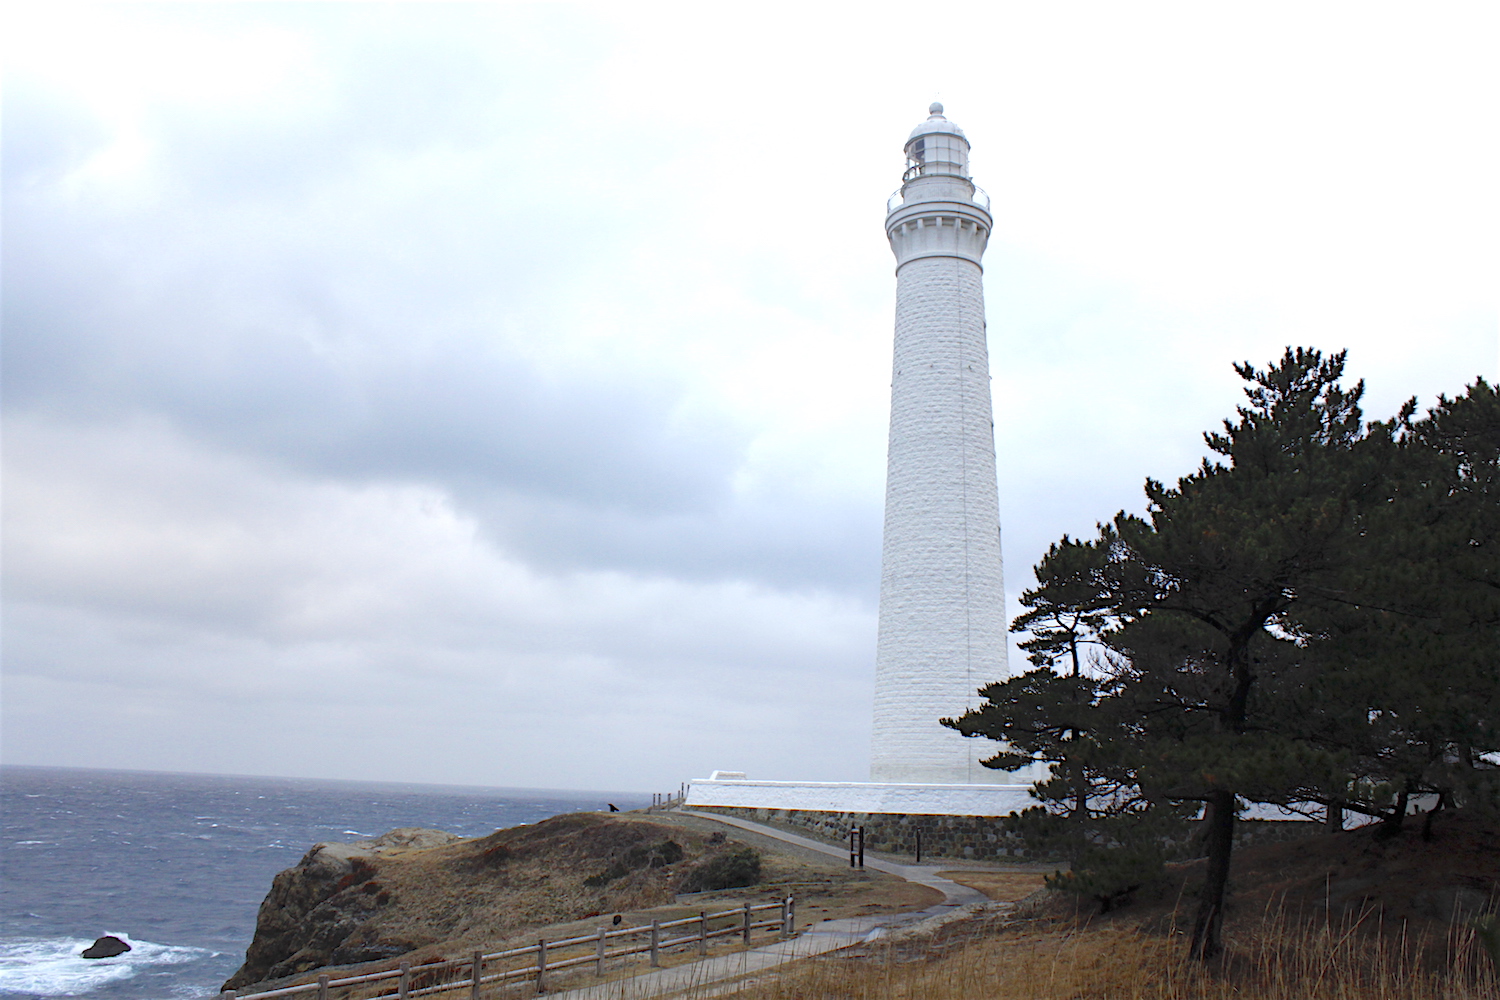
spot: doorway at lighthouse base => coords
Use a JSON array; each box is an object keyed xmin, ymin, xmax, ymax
[{"xmin": 683, "ymin": 778, "xmax": 1036, "ymax": 861}]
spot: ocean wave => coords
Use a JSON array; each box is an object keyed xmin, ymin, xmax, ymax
[{"xmin": 0, "ymin": 934, "xmax": 211, "ymax": 996}]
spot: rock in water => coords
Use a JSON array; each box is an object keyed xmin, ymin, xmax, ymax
[{"xmin": 81, "ymin": 936, "xmax": 131, "ymax": 959}]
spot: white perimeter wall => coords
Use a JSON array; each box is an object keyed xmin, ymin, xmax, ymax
[{"xmin": 685, "ymin": 778, "xmax": 1035, "ymax": 817}]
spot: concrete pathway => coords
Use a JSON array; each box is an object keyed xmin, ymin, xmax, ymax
[
  {"xmin": 542, "ymin": 917, "xmax": 883, "ymax": 1000},
  {"xmin": 545, "ymin": 810, "xmax": 1005, "ymax": 1000},
  {"xmin": 675, "ymin": 809, "xmax": 991, "ymax": 908}
]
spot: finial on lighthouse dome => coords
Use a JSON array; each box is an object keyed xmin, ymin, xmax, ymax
[
  {"xmin": 906, "ymin": 106, "xmax": 967, "ymax": 143},
  {"xmin": 928, "ymin": 101, "xmax": 943, "ymax": 115}
]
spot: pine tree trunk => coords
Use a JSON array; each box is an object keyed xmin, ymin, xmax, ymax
[
  {"xmin": 1189, "ymin": 789, "xmax": 1236, "ymax": 960},
  {"xmin": 1377, "ymin": 787, "xmax": 1410, "ymax": 839},
  {"xmin": 1325, "ymin": 800, "xmax": 1343, "ymax": 833},
  {"xmin": 1188, "ymin": 622, "xmax": 1255, "ymax": 961}
]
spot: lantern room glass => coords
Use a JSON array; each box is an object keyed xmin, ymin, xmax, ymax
[{"xmin": 904, "ymin": 134, "xmax": 969, "ymax": 180}]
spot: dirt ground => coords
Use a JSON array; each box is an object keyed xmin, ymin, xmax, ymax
[{"xmin": 936, "ymin": 870, "xmax": 1049, "ymax": 903}]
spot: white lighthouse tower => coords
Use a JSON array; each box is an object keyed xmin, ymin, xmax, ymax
[
  {"xmin": 685, "ymin": 105, "xmax": 1033, "ymax": 820},
  {"xmin": 871, "ymin": 104, "xmax": 1008, "ymax": 784}
]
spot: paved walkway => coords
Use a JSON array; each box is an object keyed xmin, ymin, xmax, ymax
[
  {"xmin": 545, "ymin": 810, "xmax": 1004, "ymax": 1000},
  {"xmin": 677, "ymin": 809, "xmax": 991, "ymax": 908},
  {"xmin": 543, "ymin": 918, "xmax": 883, "ymax": 1000}
]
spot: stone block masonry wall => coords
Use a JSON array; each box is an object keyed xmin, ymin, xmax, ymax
[
  {"xmin": 696, "ymin": 806, "xmax": 1326, "ymax": 863},
  {"xmin": 872, "ymin": 251, "xmax": 1008, "ymax": 786},
  {"xmin": 704, "ymin": 806, "xmax": 1029, "ymax": 861}
]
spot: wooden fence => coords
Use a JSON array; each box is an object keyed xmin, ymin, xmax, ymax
[{"xmin": 223, "ymin": 897, "xmax": 793, "ymax": 1000}]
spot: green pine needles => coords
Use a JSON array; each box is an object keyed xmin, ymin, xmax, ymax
[{"xmin": 944, "ymin": 349, "xmax": 1499, "ymax": 962}]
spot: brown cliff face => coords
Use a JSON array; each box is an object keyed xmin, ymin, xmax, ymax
[
  {"xmin": 225, "ymin": 829, "xmax": 462, "ymax": 989},
  {"xmin": 223, "ymin": 814, "xmax": 751, "ymax": 993}
]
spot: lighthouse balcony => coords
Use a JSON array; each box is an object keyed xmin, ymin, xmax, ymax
[{"xmin": 887, "ymin": 183, "xmax": 991, "ymax": 215}]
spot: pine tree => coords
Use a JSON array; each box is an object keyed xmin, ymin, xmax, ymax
[
  {"xmin": 1294, "ymin": 379, "xmax": 1500, "ymax": 830},
  {"xmin": 955, "ymin": 532, "xmax": 1119, "ymax": 817},
  {"xmin": 956, "ymin": 349, "xmax": 1399, "ymax": 958},
  {"xmin": 955, "ymin": 353, "xmax": 1495, "ymax": 959},
  {"xmin": 945, "ymin": 532, "xmax": 1194, "ymax": 913},
  {"xmin": 1091, "ymin": 350, "xmax": 1391, "ymax": 957}
]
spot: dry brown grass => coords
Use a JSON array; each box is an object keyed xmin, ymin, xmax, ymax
[
  {"xmin": 934, "ymin": 871, "xmax": 1047, "ymax": 903},
  {"xmin": 719, "ymin": 907, "xmax": 1499, "ymax": 1000},
  {"xmin": 232, "ymin": 812, "xmax": 943, "ymax": 997}
]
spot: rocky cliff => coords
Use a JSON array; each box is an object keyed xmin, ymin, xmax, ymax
[
  {"xmin": 225, "ymin": 828, "xmax": 461, "ymax": 989},
  {"xmin": 223, "ymin": 813, "xmax": 755, "ymax": 992}
]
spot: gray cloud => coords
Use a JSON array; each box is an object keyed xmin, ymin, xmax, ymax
[{"xmin": 3, "ymin": 23, "xmax": 883, "ymax": 597}]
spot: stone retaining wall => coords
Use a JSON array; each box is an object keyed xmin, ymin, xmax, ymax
[
  {"xmin": 695, "ymin": 806, "xmax": 1325, "ymax": 863},
  {"xmin": 701, "ymin": 806, "xmax": 1030, "ymax": 860}
]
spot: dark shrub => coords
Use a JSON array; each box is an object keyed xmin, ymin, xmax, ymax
[
  {"xmin": 678, "ymin": 847, "xmax": 762, "ymax": 893},
  {"xmin": 585, "ymin": 840, "xmax": 684, "ymax": 887},
  {"xmin": 475, "ymin": 843, "xmax": 514, "ymax": 867},
  {"xmin": 634, "ymin": 840, "xmax": 684, "ymax": 868}
]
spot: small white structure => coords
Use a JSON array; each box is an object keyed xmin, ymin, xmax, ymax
[{"xmin": 871, "ymin": 104, "xmax": 1010, "ymax": 785}]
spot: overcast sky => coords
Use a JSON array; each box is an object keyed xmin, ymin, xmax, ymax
[{"xmin": 3, "ymin": 3, "xmax": 1495, "ymax": 794}]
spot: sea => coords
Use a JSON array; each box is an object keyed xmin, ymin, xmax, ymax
[{"xmin": 0, "ymin": 766, "xmax": 644, "ymax": 1000}]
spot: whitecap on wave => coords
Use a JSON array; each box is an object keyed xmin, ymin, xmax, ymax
[{"xmin": 0, "ymin": 934, "xmax": 210, "ymax": 995}]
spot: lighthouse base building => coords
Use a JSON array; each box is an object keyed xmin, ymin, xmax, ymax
[{"xmin": 687, "ymin": 105, "xmax": 1035, "ymax": 847}]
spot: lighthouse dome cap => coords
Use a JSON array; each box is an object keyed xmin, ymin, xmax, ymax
[{"xmin": 907, "ymin": 102, "xmax": 968, "ymax": 143}]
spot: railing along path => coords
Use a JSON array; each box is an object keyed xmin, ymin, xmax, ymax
[{"xmin": 224, "ymin": 897, "xmax": 793, "ymax": 1000}]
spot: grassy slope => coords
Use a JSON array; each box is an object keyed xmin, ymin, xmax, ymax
[
  {"xmin": 728, "ymin": 809, "xmax": 1499, "ymax": 1000},
  {"xmin": 231, "ymin": 810, "xmax": 944, "ymax": 993}
]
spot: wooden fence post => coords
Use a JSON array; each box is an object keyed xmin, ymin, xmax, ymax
[
  {"xmin": 698, "ymin": 911, "xmax": 707, "ymax": 956},
  {"xmin": 849, "ymin": 827, "xmax": 856, "ymax": 867},
  {"xmin": 535, "ymin": 939, "xmax": 546, "ymax": 994},
  {"xmin": 470, "ymin": 950, "xmax": 483, "ymax": 1000},
  {"xmin": 650, "ymin": 920, "xmax": 660, "ymax": 967},
  {"xmin": 916, "ymin": 828, "xmax": 922, "ymax": 864},
  {"xmin": 399, "ymin": 960, "xmax": 411, "ymax": 1000},
  {"xmin": 742, "ymin": 902, "xmax": 751, "ymax": 945},
  {"xmin": 317, "ymin": 974, "xmax": 329, "ymax": 1000},
  {"xmin": 595, "ymin": 926, "xmax": 606, "ymax": 976},
  {"xmin": 787, "ymin": 896, "xmax": 796, "ymax": 935},
  {"xmin": 858, "ymin": 826, "xmax": 865, "ymax": 868}
]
